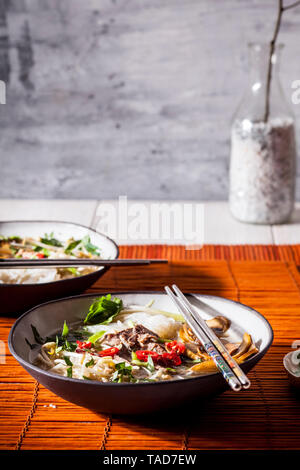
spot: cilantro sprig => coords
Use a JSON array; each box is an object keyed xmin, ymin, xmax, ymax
[
  {"xmin": 54, "ymin": 321, "xmax": 76, "ymax": 353},
  {"xmin": 111, "ymin": 363, "xmax": 136, "ymax": 383},
  {"xmin": 40, "ymin": 232, "xmax": 63, "ymax": 247},
  {"xmin": 64, "ymin": 356, "xmax": 73, "ymax": 378},
  {"xmin": 81, "ymin": 235, "xmax": 100, "ymax": 256},
  {"xmin": 64, "ymin": 239, "xmax": 81, "ymax": 255},
  {"xmin": 85, "ymin": 358, "xmax": 96, "ymax": 368},
  {"xmin": 64, "ymin": 236, "xmax": 100, "ymax": 256}
]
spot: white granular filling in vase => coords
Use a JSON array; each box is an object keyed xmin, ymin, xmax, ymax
[{"xmin": 229, "ymin": 117, "xmax": 296, "ymax": 224}]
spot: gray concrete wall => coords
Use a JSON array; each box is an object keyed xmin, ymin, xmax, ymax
[{"xmin": 0, "ymin": 0, "xmax": 299, "ymax": 200}]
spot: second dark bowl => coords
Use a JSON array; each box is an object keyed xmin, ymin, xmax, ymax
[{"xmin": 0, "ymin": 221, "xmax": 119, "ymax": 315}]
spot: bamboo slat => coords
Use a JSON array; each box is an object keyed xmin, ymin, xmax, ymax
[{"xmin": 1, "ymin": 244, "xmax": 300, "ymax": 450}]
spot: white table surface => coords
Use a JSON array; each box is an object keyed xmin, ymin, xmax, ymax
[{"xmin": 0, "ymin": 199, "xmax": 300, "ymax": 245}]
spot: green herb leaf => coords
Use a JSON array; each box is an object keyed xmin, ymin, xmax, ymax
[
  {"xmin": 64, "ymin": 356, "xmax": 73, "ymax": 366},
  {"xmin": 0, "ymin": 235, "xmax": 22, "ymax": 243},
  {"xmin": 61, "ymin": 321, "xmax": 69, "ymax": 338},
  {"xmin": 33, "ymin": 246, "xmax": 50, "ymax": 257},
  {"xmin": 85, "ymin": 358, "xmax": 96, "ymax": 368},
  {"xmin": 82, "ymin": 375, "xmax": 91, "ymax": 380},
  {"xmin": 63, "ymin": 340, "xmax": 76, "ymax": 352},
  {"xmin": 147, "ymin": 354, "xmax": 155, "ymax": 372},
  {"xmin": 40, "ymin": 232, "xmax": 63, "ymax": 247},
  {"xmin": 83, "ymin": 295, "xmax": 123, "ymax": 325},
  {"xmin": 30, "ymin": 325, "xmax": 44, "ymax": 345},
  {"xmin": 165, "ymin": 367, "xmax": 177, "ymax": 373},
  {"xmin": 64, "ymin": 239, "xmax": 81, "ymax": 255},
  {"xmin": 53, "ymin": 328, "xmax": 77, "ymax": 354},
  {"xmin": 87, "ymin": 330, "xmax": 105, "ymax": 344},
  {"xmin": 66, "ymin": 267, "xmax": 79, "ymax": 276},
  {"xmin": 111, "ymin": 362, "xmax": 135, "ymax": 383},
  {"xmin": 55, "ymin": 336, "xmax": 63, "ymax": 353},
  {"xmin": 81, "ymin": 235, "xmax": 100, "ymax": 256},
  {"xmin": 131, "ymin": 351, "xmax": 156, "ymax": 372},
  {"xmin": 157, "ymin": 338, "xmax": 172, "ymax": 344},
  {"xmin": 131, "ymin": 351, "xmax": 147, "ymax": 368},
  {"xmin": 66, "ymin": 366, "xmax": 73, "ymax": 378}
]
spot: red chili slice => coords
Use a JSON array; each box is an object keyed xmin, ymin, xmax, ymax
[
  {"xmin": 76, "ymin": 341, "xmax": 92, "ymax": 350},
  {"xmin": 135, "ymin": 349, "xmax": 182, "ymax": 367},
  {"xmin": 166, "ymin": 340, "xmax": 185, "ymax": 355},
  {"xmin": 170, "ymin": 353, "xmax": 182, "ymax": 366},
  {"xmin": 98, "ymin": 347, "xmax": 119, "ymax": 357},
  {"xmin": 36, "ymin": 253, "xmax": 45, "ymax": 259},
  {"xmin": 136, "ymin": 350, "xmax": 159, "ymax": 362},
  {"xmin": 158, "ymin": 351, "xmax": 182, "ymax": 367}
]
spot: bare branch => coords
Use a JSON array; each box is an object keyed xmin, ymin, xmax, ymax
[
  {"xmin": 263, "ymin": 0, "xmax": 300, "ymax": 122},
  {"xmin": 283, "ymin": 1, "xmax": 300, "ymax": 11},
  {"xmin": 263, "ymin": 0, "xmax": 283, "ymax": 122}
]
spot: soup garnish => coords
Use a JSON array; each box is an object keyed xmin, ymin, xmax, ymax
[
  {"xmin": 0, "ymin": 233, "xmax": 102, "ymax": 284},
  {"xmin": 33, "ymin": 295, "xmax": 259, "ymax": 383}
]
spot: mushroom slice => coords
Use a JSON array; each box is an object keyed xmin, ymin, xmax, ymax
[
  {"xmin": 206, "ymin": 316, "xmax": 231, "ymax": 336},
  {"xmin": 189, "ymin": 359, "xmax": 218, "ymax": 374},
  {"xmin": 0, "ymin": 242, "xmax": 13, "ymax": 257},
  {"xmin": 179, "ymin": 324, "xmax": 196, "ymax": 343},
  {"xmin": 179, "ymin": 325, "xmax": 210, "ymax": 360},
  {"xmin": 190, "ymin": 343, "xmax": 258, "ymax": 374},
  {"xmin": 224, "ymin": 342, "xmax": 240, "ymax": 356},
  {"xmin": 184, "ymin": 348, "xmax": 199, "ymax": 360},
  {"xmin": 232, "ymin": 333, "xmax": 253, "ymax": 359},
  {"xmin": 180, "ymin": 316, "xmax": 230, "ymax": 342},
  {"xmin": 185, "ymin": 347, "xmax": 210, "ymax": 361},
  {"xmin": 236, "ymin": 343, "xmax": 258, "ymax": 362}
]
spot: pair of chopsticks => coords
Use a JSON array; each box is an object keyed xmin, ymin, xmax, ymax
[
  {"xmin": 165, "ymin": 285, "xmax": 251, "ymax": 392},
  {"xmin": 0, "ymin": 259, "xmax": 168, "ymax": 268}
]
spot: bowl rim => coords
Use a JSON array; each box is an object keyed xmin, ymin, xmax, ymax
[
  {"xmin": 8, "ymin": 290, "xmax": 274, "ymax": 388},
  {"xmin": 0, "ymin": 220, "xmax": 119, "ymax": 287}
]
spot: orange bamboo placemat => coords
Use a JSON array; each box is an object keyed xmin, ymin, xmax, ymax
[{"xmin": 1, "ymin": 244, "xmax": 300, "ymax": 450}]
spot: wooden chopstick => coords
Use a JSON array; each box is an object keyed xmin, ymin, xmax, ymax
[
  {"xmin": 0, "ymin": 258, "xmax": 168, "ymax": 268},
  {"xmin": 171, "ymin": 284, "xmax": 251, "ymax": 389},
  {"xmin": 165, "ymin": 285, "xmax": 242, "ymax": 392}
]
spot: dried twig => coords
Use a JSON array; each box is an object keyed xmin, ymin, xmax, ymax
[
  {"xmin": 283, "ymin": 0, "xmax": 300, "ymax": 11},
  {"xmin": 263, "ymin": 0, "xmax": 300, "ymax": 122}
]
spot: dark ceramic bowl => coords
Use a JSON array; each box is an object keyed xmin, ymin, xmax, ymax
[
  {"xmin": 9, "ymin": 292, "xmax": 273, "ymax": 414},
  {"xmin": 0, "ymin": 221, "xmax": 119, "ymax": 315}
]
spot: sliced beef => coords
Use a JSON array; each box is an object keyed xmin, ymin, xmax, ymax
[
  {"xmin": 132, "ymin": 324, "xmax": 158, "ymax": 346},
  {"xmin": 146, "ymin": 341, "xmax": 166, "ymax": 355},
  {"xmin": 103, "ymin": 333, "xmax": 123, "ymax": 347},
  {"xmin": 118, "ymin": 329, "xmax": 138, "ymax": 350},
  {"xmin": 104, "ymin": 324, "xmax": 166, "ymax": 354}
]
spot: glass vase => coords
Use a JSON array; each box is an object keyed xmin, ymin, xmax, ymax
[{"xmin": 229, "ymin": 43, "xmax": 297, "ymax": 224}]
